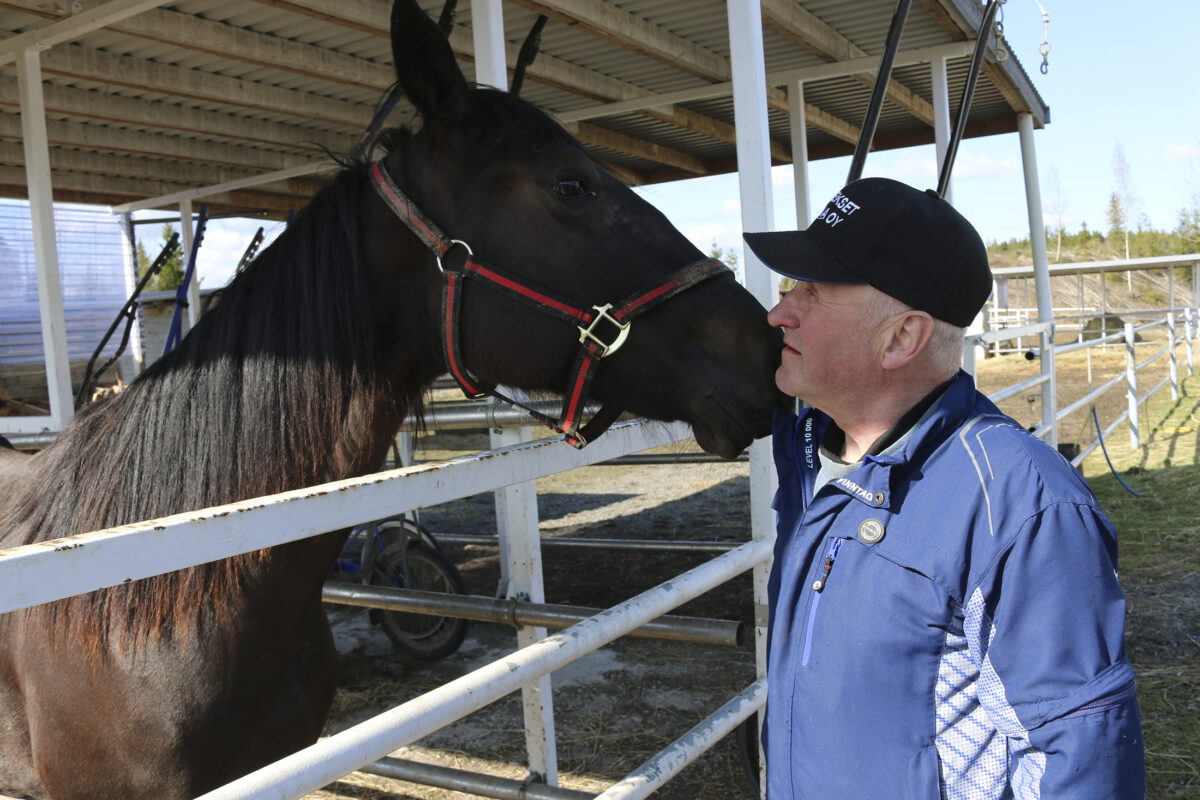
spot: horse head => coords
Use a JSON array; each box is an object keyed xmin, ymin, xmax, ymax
[{"xmin": 368, "ymin": 0, "xmax": 785, "ymax": 458}]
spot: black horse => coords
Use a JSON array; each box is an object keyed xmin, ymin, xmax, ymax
[{"xmin": 0, "ymin": 2, "xmax": 783, "ymax": 797}]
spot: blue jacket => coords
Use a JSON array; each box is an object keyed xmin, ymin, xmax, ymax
[{"xmin": 766, "ymin": 371, "xmax": 1145, "ymax": 799}]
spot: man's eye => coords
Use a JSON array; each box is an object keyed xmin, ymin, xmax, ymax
[{"xmin": 553, "ymin": 179, "xmax": 591, "ymax": 198}]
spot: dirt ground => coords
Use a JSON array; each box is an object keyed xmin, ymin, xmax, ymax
[{"xmin": 308, "ymin": 332, "xmax": 1183, "ymax": 800}]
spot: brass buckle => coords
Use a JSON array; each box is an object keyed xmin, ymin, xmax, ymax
[{"xmin": 578, "ymin": 303, "xmax": 630, "ymax": 357}]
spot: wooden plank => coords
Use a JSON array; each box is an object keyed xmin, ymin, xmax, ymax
[{"xmin": 508, "ymin": 0, "xmax": 731, "ymax": 82}]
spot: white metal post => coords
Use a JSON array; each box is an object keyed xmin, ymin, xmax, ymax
[
  {"xmin": 178, "ymin": 199, "xmax": 201, "ymax": 333},
  {"xmin": 1168, "ymin": 312, "xmax": 1179, "ymax": 402},
  {"xmin": 471, "ymin": 0, "xmax": 554, "ymax": 780},
  {"xmin": 1186, "ymin": 307, "xmax": 1195, "ymax": 376},
  {"xmin": 489, "ymin": 423, "xmax": 557, "ymax": 786},
  {"xmin": 1017, "ymin": 113, "xmax": 1056, "ymax": 449},
  {"xmin": 118, "ymin": 212, "xmax": 146, "ymax": 376},
  {"xmin": 471, "ymin": 0, "xmax": 508, "ymax": 91},
  {"xmin": 788, "ymin": 81, "xmax": 811, "ymax": 229},
  {"xmin": 1125, "ymin": 322, "xmax": 1139, "ymax": 450},
  {"xmin": 17, "ymin": 47, "xmax": 73, "ymax": 431},
  {"xmin": 726, "ymin": 2, "xmax": 775, "ymax": 796},
  {"xmin": 931, "ymin": 55, "xmax": 953, "ymax": 206}
]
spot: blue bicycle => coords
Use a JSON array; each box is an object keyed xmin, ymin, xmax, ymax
[{"xmin": 332, "ymin": 515, "xmax": 468, "ymax": 660}]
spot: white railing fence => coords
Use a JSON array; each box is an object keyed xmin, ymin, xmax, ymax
[
  {"xmin": 0, "ymin": 417, "xmax": 769, "ymax": 800},
  {"xmin": 966, "ymin": 305, "xmax": 1200, "ymax": 466}
]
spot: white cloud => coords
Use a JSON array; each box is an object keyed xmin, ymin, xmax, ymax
[
  {"xmin": 1164, "ymin": 144, "xmax": 1200, "ymax": 162},
  {"xmin": 952, "ymin": 151, "xmax": 1021, "ymax": 180},
  {"xmin": 195, "ymin": 219, "xmax": 283, "ymax": 290},
  {"xmin": 685, "ymin": 222, "xmax": 729, "ymax": 248},
  {"xmin": 721, "ymin": 196, "xmax": 741, "ymax": 215}
]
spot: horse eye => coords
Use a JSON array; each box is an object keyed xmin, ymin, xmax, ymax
[{"xmin": 553, "ymin": 178, "xmax": 590, "ymax": 198}]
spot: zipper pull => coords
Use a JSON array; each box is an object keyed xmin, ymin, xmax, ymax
[
  {"xmin": 812, "ymin": 555, "xmax": 834, "ymax": 592},
  {"xmin": 811, "ymin": 539, "xmax": 843, "ymax": 593}
]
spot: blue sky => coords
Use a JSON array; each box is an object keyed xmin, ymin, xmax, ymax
[{"xmin": 188, "ymin": 1, "xmax": 1200, "ymax": 289}]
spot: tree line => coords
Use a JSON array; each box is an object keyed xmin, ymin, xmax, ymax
[{"xmin": 990, "ymin": 142, "xmax": 1200, "ymax": 266}]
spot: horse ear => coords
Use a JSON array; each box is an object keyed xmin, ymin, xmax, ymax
[{"xmin": 391, "ymin": 0, "xmax": 470, "ymax": 122}]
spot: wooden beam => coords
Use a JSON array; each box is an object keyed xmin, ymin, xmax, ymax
[
  {"xmin": 570, "ymin": 121, "xmax": 708, "ymax": 175},
  {"xmin": 0, "ymin": 0, "xmax": 394, "ymax": 89},
  {"xmin": 642, "ymin": 104, "xmax": 792, "ymax": 163},
  {"xmin": 0, "ymin": 79, "xmax": 355, "ymax": 153},
  {"xmin": 251, "ymin": 2, "xmax": 853, "ymax": 165},
  {"xmin": 916, "ymin": 0, "xmax": 1047, "ymax": 124},
  {"xmin": 506, "ymin": 0, "xmax": 731, "ymax": 82},
  {"xmin": 761, "ymin": 0, "xmax": 935, "ymax": 126},
  {"xmin": 25, "ymin": 38, "xmax": 377, "ymax": 126},
  {"xmin": 0, "ymin": 141, "xmax": 325, "ymax": 196},
  {"xmin": 0, "ymin": 165, "xmax": 308, "ymax": 213},
  {"xmin": 263, "ymin": 1, "xmax": 803, "ymax": 159},
  {"xmin": 0, "ymin": 112, "xmax": 316, "ymax": 170},
  {"xmin": 0, "ymin": 0, "xmax": 173, "ymax": 64}
]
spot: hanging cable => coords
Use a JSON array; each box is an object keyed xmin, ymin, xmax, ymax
[
  {"xmin": 846, "ymin": 0, "xmax": 912, "ymax": 183},
  {"xmin": 936, "ymin": 0, "xmax": 1004, "ymax": 197},
  {"xmin": 1092, "ymin": 406, "xmax": 1140, "ymax": 497}
]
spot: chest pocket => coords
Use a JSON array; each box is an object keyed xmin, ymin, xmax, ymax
[{"xmin": 804, "ymin": 530, "xmax": 959, "ymax": 681}]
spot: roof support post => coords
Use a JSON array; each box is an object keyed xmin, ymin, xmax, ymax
[
  {"xmin": 17, "ymin": 46, "xmax": 73, "ymax": 432},
  {"xmin": 726, "ymin": 2, "xmax": 775, "ymax": 796},
  {"xmin": 489, "ymin": 422, "xmax": 557, "ymax": 787},
  {"xmin": 931, "ymin": 55, "xmax": 953, "ymax": 205},
  {"xmin": 471, "ymin": 0, "xmax": 508, "ymax": 91},
  {"xmin": 1018, "ymin": 111, "xmax": 1056, "ymax": 448},
  {"xmin": 473, "ymin": 2, "xmax": 556, "ymax": 787},
  {"xmin": 178, "ymin": 198, "xmax": 201, "ymax": 331},
  {"xmin": 788, "ymin": 80, "xmax": 811, "ymax": 228},
  {"xmin": 118, "ymin": 211, "xmax": 146, "ymax": 375}
]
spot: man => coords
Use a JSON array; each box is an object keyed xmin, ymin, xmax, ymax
[{"xmin": 744, "ymin": 178, "xmax": 1145, "ymax": 799}]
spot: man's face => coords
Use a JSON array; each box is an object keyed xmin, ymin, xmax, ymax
[{"xmin": 766, "ymin": 281, "xmax": 882, "ymax": 411}]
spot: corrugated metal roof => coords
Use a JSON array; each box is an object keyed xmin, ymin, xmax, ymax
[{"xmin": 0, "ymin": 0, "xmax": 1048, "ymax": 218}]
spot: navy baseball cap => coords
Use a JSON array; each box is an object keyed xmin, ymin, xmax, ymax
[{"xmin": 743, "ymin": 178, "xmax": 993, "ymax": 327}]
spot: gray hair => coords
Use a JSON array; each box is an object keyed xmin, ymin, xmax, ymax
[{"xmin": 863, "ymin": 290, "xmax": 965, "ymax": 378}]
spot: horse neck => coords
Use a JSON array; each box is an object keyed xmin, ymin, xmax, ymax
[{"xmin": 21, "ymin": 169, "xmax": 420, "ymax": 547}]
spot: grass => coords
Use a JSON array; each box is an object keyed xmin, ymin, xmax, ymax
[{"xmin": 1079, "ymin": 370, "xmax": 1200, "ymax": 798}]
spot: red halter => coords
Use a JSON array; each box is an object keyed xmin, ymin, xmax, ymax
[{"xmin": 370, "ymin": 160, "xmax": 730, "ymax": 448}]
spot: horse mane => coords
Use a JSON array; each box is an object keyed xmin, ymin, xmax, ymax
[{"xmin": 1, "ymin": 163, "xmax": 423, "ymax": 649}]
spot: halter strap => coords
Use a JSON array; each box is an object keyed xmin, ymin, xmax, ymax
[{"xmin": 370, "ymin": 160, "xmax": 730, "ymax": 448}]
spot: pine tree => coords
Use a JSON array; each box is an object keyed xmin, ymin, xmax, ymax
[{"xmin": 137, "ymin": 224, "xmax": 186, "ymax": 292}]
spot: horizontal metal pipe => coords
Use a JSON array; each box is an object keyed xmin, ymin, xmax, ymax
[
  {"xmin": 600, "ymin": 452, "xmax": 747, "ymax": 465},
  {"xmin": 0, "ymin": 419, "xmax": 692, "ymax": 616},
  {"xmin": 322, "ymin": 583, "xmax": 742, "ymax": 647},
  {"xmin": 432, "ymin": 532, "xmax": 740, "ymax": 554},
  {"xmin": 199, "ymin": 538, "xmax": 771, "ymax": 800},
  {"xmin": 399, "ymin": 399, "xmax": 605, "ymax": 431},
  {"xmin": 363, "ymin": 757, "xmax": 596, "ymax": 800},
  {"xmin": 594, "ymin": 679, "xmax": 766, "ymax": 800}
]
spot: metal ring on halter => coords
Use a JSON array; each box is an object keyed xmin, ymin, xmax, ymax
[{"xmin": 436, "ymin": 239, "xmax": 473, "ymax": 273}]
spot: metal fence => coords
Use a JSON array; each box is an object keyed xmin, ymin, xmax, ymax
[
  {"xmin": 966, "ymin": 306, "xmax": 1200, "ymax": 464},
  {"xmin": 0, "ymin": 417, "xmax": 769, "ymax": 800}
]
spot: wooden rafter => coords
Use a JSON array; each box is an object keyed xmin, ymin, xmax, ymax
[{"xmin": 761, "ymin": 0, "xmax": 935, "ymax": 127}]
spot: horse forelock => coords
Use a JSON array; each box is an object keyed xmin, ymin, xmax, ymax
[{"xmin": 4, "ymin": 165, "xmax": 425, "ymax": 652}]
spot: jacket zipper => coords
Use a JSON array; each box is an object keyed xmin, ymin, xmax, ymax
[
  {"xmin": 801, "ymin": 537, "xmax": 842, "ymax": 667},
  {"xmin": 1060, "ymin": 679, "xmax": 1138, "ymax": 720}
]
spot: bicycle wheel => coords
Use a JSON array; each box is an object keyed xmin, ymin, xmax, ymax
[{"xmin": 368, "ymin": 540, "xmax": 468, "ymax": 660}]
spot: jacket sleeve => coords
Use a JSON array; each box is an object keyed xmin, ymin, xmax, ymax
[{"xmin": 967, "ymin": 501, "xmax": 1146, "ymax": 799}]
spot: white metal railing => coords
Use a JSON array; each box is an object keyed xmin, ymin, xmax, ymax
[
  {"xmin": 199, "ymin": 539, "xmax": 771, "ymax": 800},
  {"xmin": 966, "ymin": 305, "xmax": 1200, "ymax": 466},
  {"xmin": 0, "ymin": 416, "xmax": 770, "ymax": 800}
]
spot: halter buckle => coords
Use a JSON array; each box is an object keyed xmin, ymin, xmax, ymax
[{"xmin": 578, "ymin": 303, "xmax": 630, "ymax": 357}]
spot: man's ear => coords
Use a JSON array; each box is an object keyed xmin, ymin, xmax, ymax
[{"xmin": 879, "ymin": 311, "xmax": 935, "ymax": 370}]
